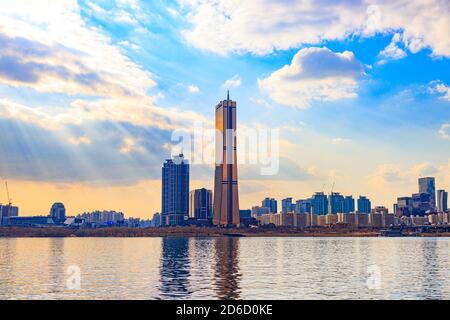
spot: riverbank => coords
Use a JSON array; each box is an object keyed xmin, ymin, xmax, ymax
[{"xmin": 0, "ymin": 226, "xmax": 449, "ymax": 238}]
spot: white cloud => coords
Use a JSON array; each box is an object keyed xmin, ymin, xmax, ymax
[
  {"xmin": 68, "ymin": 135, "xmax": 92, "ymax": 146},
  {"xmin": 178, "ymin": 0, "xmax": 450, "ymax": 57},
  {"xmin": 428, "ymin": 80, "xmax": 450, "ymax": 102},
  {"xmin": 332, "ymin": 138, "xmax": 352, "ymax": 145},
  {"xmin": 378, "ymin": 33, "xmax": 407, "ymax": 64},
  {"xmin": 0, "ymin": 1, "xmax": 153, "ymax": 97},
  {"xmin": 222, "ymin": 74, "xmax": 241, "ymax": 89},
  {"xmin": 258, "ymin": 47, "xmax": 363, "ymax": 108},
  {"xmin": 0, "ymin": 1, "xmax": 209, "ymax": 132},
  {"xmin": 188, "ymin": 84, "xmax": 200, "ymax": 93},
  {"xmin": 439, "ymin": 124, "xmax": 450, "ymax": 140},
  {"xmin": 119, "ymin": 137, "xmax": 144, "ymax": 154},
  {"xmin": 367, "ymin": 162, "xmax": 438, "ymax": 187}
]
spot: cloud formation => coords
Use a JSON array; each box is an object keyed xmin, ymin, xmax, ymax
[
  {"xmin": 178, "ymin": 0, "xmax": 450, "ymax": 57},
  {"xmin": 222, "ymin": 74, "xmax": 242, "ymax": 89},
  {"xmin": 258, "ymin": 47, "xmax": 363, "ymax": 108}
]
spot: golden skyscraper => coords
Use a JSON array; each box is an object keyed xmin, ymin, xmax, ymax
[{"xmin": 213, "ymin": 92, "xmax": 240, "ymax": 227}]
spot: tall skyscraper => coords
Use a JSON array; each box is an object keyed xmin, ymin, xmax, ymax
[
  {"xmin": 281, "ymin": 197, "xmax": 293, "ymax": 214},
  {"xmin": 49, "ymin": 202, "xmax": 66, "ymax": 223},
  {"xmin": 262, "ymin": 197, "xmax": 277, "ymax": 213},
  {"xmin": 162, "ymin": 154, "xmax": 189, "ymax": 226},
  {"xmin": 357, "ymin": 196, "xmax": 371, "ymax": 213},
  {"xmin": 418, "ymin": 177, "xmax": 436, "ymax": 209},
  {"xmin": 189, "ymin": 188, "xmax": 212, "ymax": 220},
  {"xmin": 437, "ymin": 189, "xmax": 448, "ymax": 212},
  {"xmin": 213, "ymin": 92, "xmax": 240, "ymax": 227}
]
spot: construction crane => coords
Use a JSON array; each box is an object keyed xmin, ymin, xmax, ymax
[{"xmin": 5, "ymin": 181, "xmax": 12, "ymax": 225}]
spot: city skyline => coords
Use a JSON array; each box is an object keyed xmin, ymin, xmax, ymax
[{"xmin": 0, "ymin": 1, "xmax": 449, "ymax": 218}]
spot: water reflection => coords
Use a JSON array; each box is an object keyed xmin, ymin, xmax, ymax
[
  {"xmin": 159, "ymin": 237, "xmax": 191, "ymax": 298},
  {"xmin": 213, "ymin": 237, "xmax": 241, "ymax": 300}
]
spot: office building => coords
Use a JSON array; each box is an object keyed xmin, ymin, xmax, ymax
[
  {"xmin": 50, "ymin": 202, "xmax": 66, "ymax": 224},
  {"xmin": 262, "ymin": 197, "xmax": 277, "ymax": 213},
  {"xmin": 437, "ymin": 189, "xmax": 448, "ymax": 212},
  {"xmin": 162, "ymin": 154, "xmax": 189, "ymax": 226},
  {"xmin": 418, "ymin": 177, "xmax": 436, "ymax": 209},
  {"xmin": 412, "ymin": 192, "xmax": 432, "ymax": 216},
  {"xmin": 189, "ymin": 188, "xmax": 212, "ymax": 221},
  {"xmin": 213, "ymin": 92, "xmax": 240, "ymax": 227},
  {"xmin": 281, "ymin": 197, "xmax": 293, "ymax": 214},
  {"xmin": 357, "ymin": 196, "xmax": 371, "ymax": 213}
]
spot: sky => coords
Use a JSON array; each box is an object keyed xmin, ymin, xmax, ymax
[{"xmin": 0, "ymin": 0, "xmax": 449, "ymax": 218}]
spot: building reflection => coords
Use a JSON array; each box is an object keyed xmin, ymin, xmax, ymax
[
  {"xmin": 159, "ymin": 237, "xmax": 191, "ymax": 298},
  {"xmin": 213, "ymin": 237, "xmax": 241, "ymax": 300}
]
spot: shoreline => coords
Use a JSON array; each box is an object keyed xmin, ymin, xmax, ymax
[{"xmin": 0, "ymin": 227, "xmax": 448, "ymax": 238}]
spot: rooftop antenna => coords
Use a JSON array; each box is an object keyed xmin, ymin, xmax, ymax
[{"xmin": 227, "ymin": 89, "xmax": 229, "ymax": 101}]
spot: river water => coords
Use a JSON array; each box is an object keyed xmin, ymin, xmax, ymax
[{"xmin": 0, "ymin": 237, "xmax": 448, "ymax": 299}]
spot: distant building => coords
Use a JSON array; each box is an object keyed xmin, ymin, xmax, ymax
[
  {"xmin": 437, "ymin": 190, "xmax": 448, "ymax": 212},
  {"xmin": 343, "ymin": 196, "xmax": 355, "ymax": 213},
  {"xmin": 368, "ymin": 213, "xmax": 383, "ymax": 228},
  {"xmin": 294, "ymin": 199, "xmax": 311, "ymax": 214},
  {"xmin": 357, "ymin": 196, "xmax": 371, "ymax": 213},
  {"xmin": 8, "ymin": 216, "xmax": 55, "ymax": 227},
  {"xmin": 262, "ymin": 198, "xmax": 277, "ymax": 213},
  {"xmin": 356, "ymin": 213, "xmax": 369, "ymax": 228},
  {"xmin": 337, "ymin": 212, "xmax": 357, "ymax": 227},
  {"xmin": 239, "ymin": 209, "xmax": 251, "ymax": 219},
  {"xmin": 151, "ymin": 212, "xmax": 162, "ymax": 227},
  {"xmin": 328, "ymin": 192, "xmax": 345, "ymax": 214},
  {"xmin": 412, "ymin": 193, "xmax": 432, "ymax": 216},
  {"xmin": 162, "ymin": 154, "xmax": 189, "ymax": 226},
  {"xmin": 325, "ymin": 213, "xmax": 338, "ymax": 225},
  {"xmin": 189, "ymin": 188, "xmax": 212, "ymax": 221},
  {"xmin": 418, "ymin": 177, "xmax": 436, "ymax": 209},
  {"xmin": 310, "ymin": 192, "xmax": 328, "ymax": 215},
  {"xmin": 396, "ymin": 196, "xmax": 413, "ymax": 216},
  {"xmin": 251, "ymin": 206, "xmax": 270, "ymax": 217},
  {"xmin": 50, "ymin": 202, "xmax": 66, "ymax": 224},
  {"xmin": 78, "ymin": 210, "xmax": 124, "ymax": 227},
  {"xmin": 0, "ymin": 205, "xmax": 19, "ymax": 225},
  {"xmin": 372, "ymin": 206, "xmax": 388, "ymax": 215},
  {"xmin": 281, "ymin": 198, "xmax": 293, "ymax": 214}
]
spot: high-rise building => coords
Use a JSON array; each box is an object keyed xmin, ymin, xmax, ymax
[
  {"xmin": 294, "ymin": 199, "xmax": 311, "ymax": 214},
  {"xmin": 281, "ymin": 197, "xmax": 293, "ymax": 214},
  {"xmin": 213, "ymin": 92, "xmax": 240, "ymax": 227},
  {"xmin": 437, "ymin": 190, "xmax": 448, "ymax": 212},
  {"xmin": 310, "ymin": 192, "xmax": 328, "ymax": 215},
  {"xmin": 162, "ymin": 154, "xmax": 189, "ymax": 226},
  {"xmin": 418, "ymin": 177, "xmax": 436, "ymax": 209},
  {"xmin": 189, "ymin": 188, "xmax": 213, "ymax": 221},
  {"xmin": 0, "ymin": 204, "xmax": 19, "ymax": 225},
  {"xmin": 412, "ymin": 192, "xmax": 432, "ymax": 216},
  {"xmin": 357, "ymin": 196, "xmax": 371, "ymax": 213},
  {"xmin": 262, "ymin": 197, "xmax": 277, "ymax": 213},
  {"xmin": 343, "ymin": 196, "xmax": 355, "ymax": 213},
  {"xmin": 49, "ymin": 202, "xmax": 66, "ymax": 223},
  {"xmin": 328, "ymin": 192, "xmax": 345, "ymax": 214},
  {"xmin": 396, "ymin": 196, "xmax": 413, "ymax": 216}
]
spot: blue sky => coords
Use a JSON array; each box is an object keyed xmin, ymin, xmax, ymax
[{"xmin": 0, "ymin": 0, "xmax": 449, "ymax": 217}]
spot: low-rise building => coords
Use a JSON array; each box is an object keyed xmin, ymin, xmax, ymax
[
  {"xmin": 357, "ymin": 213, "xmax": 369, "ymax": 228},
  {"xmin": 368, "ymin": 213, "xmax": 383, "ymax": 228}
]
